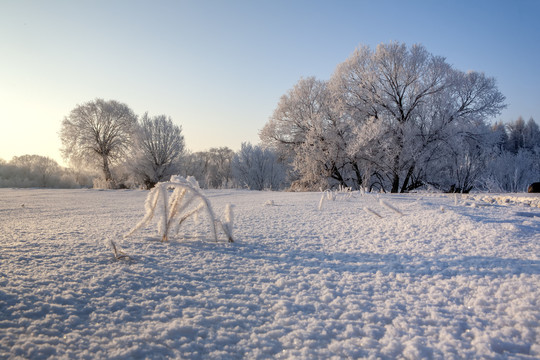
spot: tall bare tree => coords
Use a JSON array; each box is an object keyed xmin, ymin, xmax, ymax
[
  {"xmin": 60, "ymin": 99, "xmax": 138, "ymax": 187},
  {"xmin": 132, "ymin": 113, "xmax": 185, "ymax": 189}
]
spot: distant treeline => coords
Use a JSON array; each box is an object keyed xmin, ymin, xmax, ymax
[
  {"xmin": 0, "ymin": 155, "xmax": 92, "ymax": 188},
  {"xmin": 0, "ymin": 143, "xmax": 289, "ymax": 191},
  {"xmin": 1, "ymin": 115, "xmax": 538, "ymax": 192}
]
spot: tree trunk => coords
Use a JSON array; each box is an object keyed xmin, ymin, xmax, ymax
[
  {"xmin": 391, "ymin": 154, "xmax": 401, "ymax": 193},
  {"xmin": 400, "ymin": 163, "xmax": 415, "ymax": 193},
  {"xmin": 352, "ymin": 163, "xmax": 363, "ymax": 190},
  {"xmin": 102, "ymin": 155, "xmax": 113, "ymax": 182},
  {"xmin": 330, "ymin": 164, "xmax": 347, "ymax": 188},
  {"xmin": 391, "ymin": 173, "xmax": 400, "ymax": 193}
]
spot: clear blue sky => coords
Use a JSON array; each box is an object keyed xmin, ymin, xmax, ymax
[{"xmin": 1, "ymin": 0, "xmax": 539, "ymax": 165}]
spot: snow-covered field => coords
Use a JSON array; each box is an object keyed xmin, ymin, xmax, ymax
[{"xmin": 1, "ymin": 188, "xmax": 539, "ymax": 359}]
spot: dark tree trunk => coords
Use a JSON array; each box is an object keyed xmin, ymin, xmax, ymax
[
  {"xmin": 400, "ymin": 163, "xmax": 415, "ymax": 193},
  {"xmin": 391, "ymin": 173, "xmax": 400, "ymax": 193},
  {"xmin": 102, "ymin": 156, "xmax": 112, "ymax": 181},
  {"xmin": 330, "ymin": 164, "xmax": 347, "ymax": 188},
  {"xmin": 352, "ymin": 163, "xmax": 363, "ymax": 189}
]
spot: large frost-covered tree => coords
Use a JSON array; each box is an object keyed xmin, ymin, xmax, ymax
[
  {"xmin": 332, "ymin": 42, "xmax": 506, "ymax": 192},
  {"xmin": 262, "ymin": 43, "xmax": 506, "ymax": 192},
  {"xmin": 132, "ymin": 113, "xmax": 185, "ymax": 189},
  {"xmin": 60, "ymin": 99, "xmax": 138, "ymax": 187}
]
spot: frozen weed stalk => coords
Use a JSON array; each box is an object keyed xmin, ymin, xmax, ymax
[
  {"xmin": 125, "ymin": 176, "xmax": 234, "ymax": 243},
  {"xmin": 109, "ymin": 239, "xmax": 131, "ymax": 260},
  {"xmin": 319, "ymin": 186, "xmax": 355, "ymax": 210}
]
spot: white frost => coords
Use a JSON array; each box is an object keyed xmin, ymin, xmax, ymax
[{"xmin": 0, "ymin": 189, "xmax": 539, "ymax": 359}]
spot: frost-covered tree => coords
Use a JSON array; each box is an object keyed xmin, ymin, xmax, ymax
[
  {"xmin": 491, "ymin": 121, "xmax": 510, "ymax": 152},
  {"xmin": 132, "ymin": 113, "xmax": 185, "ymax": 189},
  {"xmin": 483, "ymin": 148, "xmax": 539, "ymax": 192},
  {"xmin": 206, "ymin": 147, "xmax": 235, "ymax": 188},
  {"xmin": 231, "ymin": 142, "xmax": 288, "ymax": 190},
  {"xmin": 10, "ymin": 155, "xmax": 61, "ymax": 187},
  {"xmin": 481, "ymin": 117, "xmax": 540, "ymax": 192},
  {"xmin": 179, "ymin": 147, "xmax": 234, "ymax": 189},
  {"xmin": 506, "ymin": 117, "xmax": 527, "ymax": 153},
  {"xmin": 60, "ymin": 99, "xmax": 138, "ymax": 188},
  {"xmin": 504, "ymin": 117, "xmax": 540, "ymax": 153},
  {"xmin": 261, "ymin": 43, "xmax": 506, "ymax": 192},
  {"xmin": 331, "ymin": 43, "xmax": 450, "ymax": 192},
  {"xmin": 523, "ymin": 117, "xmax": 540, "ymax": 151},
  {"xmin": 431, "ymin": 124, "xmax": 495, "ymax": 192},
  {"xmin": 331, "ymin": 43, "xmax": 505, "ymax": 192},
  {"xmin": 260, "ymin": 77, "xmax": 350, "ymax": 190},
  {"xmin": 179, "ymin": 151, "xmax": 208, "ymax": 185}
]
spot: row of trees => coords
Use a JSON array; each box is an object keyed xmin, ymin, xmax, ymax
[
  {"xmin": 1, "ymin": 117, "xmax": 536, "ymax": 192},
  {"xmin": 0, "ymin": 143, "xmax": 289, "ymax": 190},
  {"xmin": 485, "ymin": 117, "xmax": 540, "ymax": 192},
  {"xmin": 3, "ymin": 114, "xmax": 537, "ymax": 192},
  {"xmin": 57, "ymin": 99, "xmax": 289, "ymax": 190},
  {"xmin": 60, "ymin": 99, "xmax": 185, "ymax": 189},
  {"xmin": 3, "ymin": 43, "xmax": 536, "ymax": 192},
  {"xmin": 260, "ymin": 42, "xmax": 536, "ymax": 193},
  {"xmin": 0, "ymin": 155, "xmax": 92, "ymax": 188}
]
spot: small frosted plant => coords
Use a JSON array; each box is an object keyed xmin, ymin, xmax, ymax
[
  {"xmin": 125, "ymin": 176, "xmax": 234, "ymax": 243},
  {"xmin": 109, "ymin": 239, "xmax": 131, "ymax": 260},
  {"xmin": 319, "ymin": 187, "xmax": 355, "ymax": 210},
  {"xmin": 220, "ymin": 204, "xmax": 234, "ymax": 242},
  {"xmin": 318, "ymin": 193, "xmax": 325, "ymax": 211},
  {"xmin": 326, "ymin": 189, "xmax": 337, "ymax": 201},
  {"xmin": 264, "ymin": 200, "xmax": 275, "ymax": 206}
]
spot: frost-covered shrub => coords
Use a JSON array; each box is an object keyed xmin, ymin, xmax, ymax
[{"xmin": 125, "ymin": 176, "xmax": 234, "ymax": 242}]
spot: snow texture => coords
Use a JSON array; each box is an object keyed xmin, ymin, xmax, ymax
[{"xmin": 1, "ymin": 189, "xmax": 539, "ymax": 359}]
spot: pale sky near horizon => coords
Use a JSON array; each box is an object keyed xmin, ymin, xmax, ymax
[{"xmin": 1, "ymin": 0, "xmax": 539, "ymax": 166}]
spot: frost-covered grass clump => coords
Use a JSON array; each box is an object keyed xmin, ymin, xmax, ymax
[{"xmin": 125, "ymin": 176, "xmax": 233, "ymax": 243}]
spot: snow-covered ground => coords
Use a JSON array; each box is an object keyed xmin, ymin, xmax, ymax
[{"xmin": 1, "ymin": 188, "xmax": 539, "ymax": 359}]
